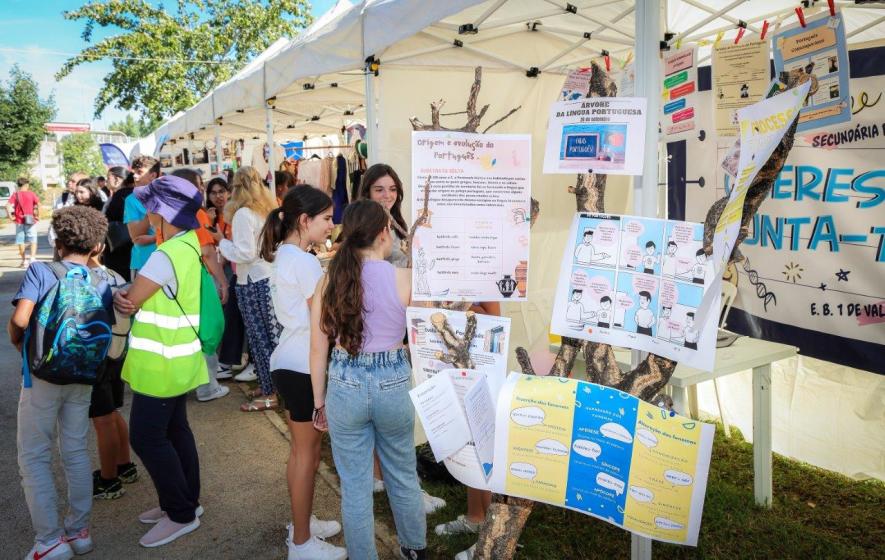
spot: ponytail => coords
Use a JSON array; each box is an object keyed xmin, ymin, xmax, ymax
[
  {"xmin": 321, "ymin": 200, "xmax": 390, "ymax": 355},
  {"xmin": 258, "ymin": 184, "xmax": 332, "ymax": 263}
]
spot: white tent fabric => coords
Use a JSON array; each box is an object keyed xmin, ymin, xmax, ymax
[{"xmin": 144, "ymin": 0, "xmax": 884, "ymax": 481}]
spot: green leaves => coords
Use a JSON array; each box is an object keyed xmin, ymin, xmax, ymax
[
  {"xmin": 59, "ymin": 133, "xmax": 106, "ymax": 178},
  {"xmin": 0, "ymin": 66, "xmax": 56, "ymax": 180},
  {"xmin": 58, "ymin": 0, "xmax": 312, "ymax": 124}
]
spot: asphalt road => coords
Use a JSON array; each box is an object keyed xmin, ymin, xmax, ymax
[{"xmin": 0, "ymin": 219, "xmax": 395, "ymax": 559}]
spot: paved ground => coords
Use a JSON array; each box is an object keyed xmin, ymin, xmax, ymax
[{"xmin": 0, "ymin": 220, "xmax": 398, "ymax": 559}]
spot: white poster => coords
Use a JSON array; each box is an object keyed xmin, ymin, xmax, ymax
[
  {"xmin": 411, "ymin": 132, "xmax": 532, "ymax": 302},
  {"xmin": 409, "ymin": 373, "xmax": 471, "ymax": 462},
  {"xmin": 407, "ymin": 306, "xmax": 511, "ymax": 489},
  {"xmin": 543, "ymin": 97, "xmax": 647, "ymax": 176},
  {"xmin": 550, "ymin": 213, "xmax": 719, "ymax": 371},
  {"xmin": 661, "ymin": 46, "xmax": 698, "ymax": 140},
  {"xmin": 712, "ymin": 40, "xmax": 771, "ymax": 137}
]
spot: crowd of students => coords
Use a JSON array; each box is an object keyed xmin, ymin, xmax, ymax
[{"xmin": 12, "ymin": 158, "xmax": 489, "ymax": 560}]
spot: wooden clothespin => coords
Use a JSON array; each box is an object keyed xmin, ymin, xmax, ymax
[
  {"xmin": 827, "ymin": 0, "xmax": 836, "ymax": 17},
  {"xmin": 714, "ymin": 30, "xmax": 725, "ymax": 47},
  {"xmin": 675, "ymin": 36, "xmax": 683, "ymax": 50},
  {"xmin": 760, "ymin": 20, "xmax": 769, "ymax": 41},
  {"xmin": 795, "ymin": 6, "xmax": 807, "ymax": 28},
  {"xmin": 620, "ymin": 51, "xmax": 633, "ymax": 70},
  {"xmin": 734, "ymin": 21, "xmax": 747, "ymax": 44}
]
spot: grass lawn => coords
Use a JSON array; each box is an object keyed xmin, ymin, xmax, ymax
[{"xmin": 383, "ymin": 424, "xmax": 883, "ymax": 559}]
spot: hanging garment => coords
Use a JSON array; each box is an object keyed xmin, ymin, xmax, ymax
[
  {"xmin": 297, "ymin": 158, "xmax": 322, "ymax": 189},
  {"xmin": 333, "ymin": 154, "xmax": 349, "ymax": 223}
]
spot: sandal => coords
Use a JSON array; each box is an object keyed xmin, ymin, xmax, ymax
[
  {"xmin": 240, "ymin": 397, "xmax": 277, "ymax": 412},
  {"xmin": 246, "ymin": 388, "xmax": 268, "ymax": 399}
]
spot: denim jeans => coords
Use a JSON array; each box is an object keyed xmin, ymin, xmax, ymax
[
  {"xmin": 327, "ymin": 348, "xmax": 425, "ymax": 559},
  {"xmin": 17, "ymin": 377, "xmax": 92, "ymax": 545}
]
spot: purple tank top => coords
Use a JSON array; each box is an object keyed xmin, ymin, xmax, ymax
[{"xmin": 361, "ymin": 260, "xmax": 406, "ymax": 352}]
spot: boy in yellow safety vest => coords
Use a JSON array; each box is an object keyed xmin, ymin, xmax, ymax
[{"xmin": 113, "ymin": 175, "xmax": 208, "ymax": 548}]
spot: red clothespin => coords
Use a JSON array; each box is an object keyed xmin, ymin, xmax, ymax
[
  {"xmin": 795, "ymin": 6, "xmax": 807, "ymax": 28},
  {"xmin": 604, "ymin": 53, "xmax": 611, "ymax": 72},
  {"xmin": 760, "ymin": 20, "xmax": 769, "ymax": 41},
  {"xmin": 734, "ymin": 24, "xmax": 746, "ymax": 44},
  {"xmin": 827, "ymin": 0, "xmax": 836, "ymax": 17}
]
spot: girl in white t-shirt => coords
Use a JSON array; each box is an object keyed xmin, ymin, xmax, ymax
[{"xmin": 259, "ymin": 186, "xmax": 346, "ymax": 560}]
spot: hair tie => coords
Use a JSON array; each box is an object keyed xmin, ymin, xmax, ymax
[{"xmin": 278, "ymin": 211, "xmax": 284, "ymax": 220}]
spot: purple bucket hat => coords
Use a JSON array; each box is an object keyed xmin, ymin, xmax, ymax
[{"xmin": 133, "ymin": 175, "xmax": 203, "ymax": 230}]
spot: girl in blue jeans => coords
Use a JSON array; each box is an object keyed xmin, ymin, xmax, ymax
[{"xmin": 310, "ymin": 200, "xmax": 426, "ymax": 560}]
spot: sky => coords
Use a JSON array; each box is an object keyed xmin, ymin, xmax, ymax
[{"xmin": 0, "ymin": 0, "xmax": 336, "ymax": 131}]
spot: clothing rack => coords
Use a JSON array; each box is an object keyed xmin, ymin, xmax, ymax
[{"xmin": 298, "ymin": 144, "xmax": 354, "ymax": 150}]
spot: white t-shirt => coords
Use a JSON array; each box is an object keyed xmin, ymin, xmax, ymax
[
  {"xmin": 270, "ymin": 244, "xmax": 323, "ymax": 374},
  {"xmin": 139, "ymin": 248, "xmax": 178, "ymax": 297}
]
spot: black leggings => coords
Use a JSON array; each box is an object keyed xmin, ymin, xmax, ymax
[{"xmin": 218, "ymin": 275, "xmax": 248, "ymax": 366}]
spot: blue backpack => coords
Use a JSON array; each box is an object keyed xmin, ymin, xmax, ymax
[{"xmin": 22, "ymin": 262, "xmax": 113, "ymax": 387}]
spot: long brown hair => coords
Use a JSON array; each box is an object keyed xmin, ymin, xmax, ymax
[
  {"xmin": 357, "ymin": 163, "xmax": 408, "ymax": 234},
  {"xmin": 259, "ymin": 185, "xmax": 332, "ymax": 262},
  {"xmin": 321, "ymin": 200, "xmax": 390, "ymax": 355}
]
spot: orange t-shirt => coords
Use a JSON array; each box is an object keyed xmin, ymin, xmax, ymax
[{"xmin": 155, "ymin": 209, "xmax": 215, "ymax": 247}]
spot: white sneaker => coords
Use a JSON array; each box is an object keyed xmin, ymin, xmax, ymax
[
  {"xmin": 64, "ymin": 528, "xmax": 94, "ymax": 555},
  {"xmin": 139, "ymin": 516, "xmax": 200, "ymax": 548},
  {"xmin": 287, "ymin": 517, "xmax": 342, "ymax": 541},
  {"xmin": 373, "ymin": 478, "xmax": 385, "ymax": 493},
  {"xmin": 23, "ymin": 538, "xmax": 73, "ymax": 560},
  {"xmin": 287, "ymin": 535, "xmax": 347, "ymax": 560},
  {"xmin": 435, "ymin": 515, "xmax": 480, "ymax": 535},
  {"xmin": 455, "ymin": 544, "xmax": 476, "ymax": 560},
  {"xmin": 197, "ymin": 385, "xmax": 230, "ymax": 402},
  {"xmin": 216, "ymin": 364, "xmax": 234, "ymax": 380},
  {"xmin": 233, "ymin": 364, "xmax": 257, "ymax": 382},
  {"xmin": 422, "ymin": 490, "xmax": 446, "ymax": 514}
]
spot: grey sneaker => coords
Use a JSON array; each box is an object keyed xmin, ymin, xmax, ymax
[
  {"xmin": 138, "ymin": 517, "xmax": 200, "ymax": 548},
  {"xmin": 398, "ymin": 546, "xmax": 426, "ymax": 560},
  {"xmin": 434, "ymin": 515, "xmax": 480, "ymax": 536}
]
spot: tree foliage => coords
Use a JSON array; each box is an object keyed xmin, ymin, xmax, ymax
[
  {"xmin": 57, "ymin": 0, "xmax": 312, "ymax": 124},
  {"xmin": 108, "ymin": 113, "xmax": 160, "ymax": 139},
  {"xmin": 59, "ymin": 133, "xmax": 106, "ymax": 179},
  {"xmin": 0, "ymin": 66, "xmax": 56, "ymax": 180}
]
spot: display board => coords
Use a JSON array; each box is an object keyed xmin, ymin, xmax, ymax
[
  {"xmin": 411, "ymin": 131, "xmax": 532, "ymax": 302},
  {"xmin": 672, "ymin": 48, "xmax": 885, "ymax": 374},
  {"xmin": 543, "ymin": 98, "xmax": 647, "ymax": 175},
  {"xmin": 550, "ymin": 213, "xmax": 719, "ymax": 371},
  {"xmin": 491, "ymin": 373, "xmax": 714, "ymax": 546}
]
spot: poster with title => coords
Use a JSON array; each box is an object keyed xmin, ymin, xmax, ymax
[
  {"xmin": 411, "ymin": 132, "xmax": 531, "ymax": 302},
  {"xmin": 661, "ymin": 46, "xmax": 699, "ymax": 140},
  {"xmin": 550, "ymin": 213, "xmax": 719, "ymax": 371},
  {"xmin": 543, "ymin": 97, "xmax": 647, "ymax": 175},
  {"xmin": 560, "ymin": 67, "xmax": 593, "ymax": 101},
  {"xmin": 772, "ymin": 10, "xmax": 851, "ymax": 132},
  {"xmin": 407, "ymin": 306, "xmax": 511, "ymax": 489},
  {"xmin": 491, "ymin": 373, "xmax": 714, "ymax": 546},
  {"xmin": 676, "ymin": 65, "xmax": 885, "ymax": 373},
  {"xmin": 712, "ymin": 40, "xmax": 771, "ymax": 137}
]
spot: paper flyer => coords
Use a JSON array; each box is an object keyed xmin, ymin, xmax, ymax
[
  {"xmin": 491, "ymin": 373, "xmax": 714, "ymax": 546},
  {"xmin": 560, "ymin": 67, "xmax": 593, "ymax": 101},
  {"xmin": 407, "ymin": 307, "xmax": 510, "ymax": 489},
  {"xmin": 409, "ymin": 373, "xmax": 471, "ymax": 462},
  {"xmin": 712, "ymin": 40, "xmax": 771, "ymax": 137},
  {"xmin": 661, "ymin": 46, "xmax": 699, "ymax": 140},
  {"xmin": 550, "ymin": 213, "xmax": 719, "ymax": 371},
  {"xmin": 772, "ymin": 10, "xmax": 851, "ymax": 132},
  {"xmin": 698, "ymin": 81, "xmax": 812, "ymax": 320},
  {"xmin": 543, "ymin": 97, "xmax": 647, "ymax": 176},
  {"xmin": 411, "ymin": 131, "xmax": 532, "ymax": 302}
]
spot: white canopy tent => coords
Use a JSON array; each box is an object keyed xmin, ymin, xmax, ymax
[{"xmin": 144, "ymin": 0, "xmax": 884, "ymax": 497}]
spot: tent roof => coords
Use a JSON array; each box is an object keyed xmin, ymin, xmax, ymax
[{"xmin": 151, "ymin": 0, "xmax": 885, "ymax": 144}]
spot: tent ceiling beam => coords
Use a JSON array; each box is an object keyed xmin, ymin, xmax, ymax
[
  {"xmin": 540, "ymin": 26, "xmax": 634, "ymax": 46},
  {"xmin": 670, "ymin": 0, "xmax": 747, "ymax": 46},
  {"xmin": 679, "ymin": 6, "xmax": 803, "ymax": 45},
  {"xmin": 273, "ymin": 76, "xmax": 364, "ymax": 102},
  {"xmin": 219, "ymin": 121, "xmax": 265, "ymax": 135},
  {"xmin": 680, "ymin": 0, "xmax": 761, "ymax": 34},
  {"xmin": 422, "ymin": 29, "xmax": 528, "ymax": 72},
  {"xmin": 472, "ymin": 0, "xmax": 509, "ymax": 28},
  {"xmin": 471, "ymin": 9, "xmax": 564, "ymax": 32},
  {"xmin": 848, "ymin": 15, "xmax": 885, "ymax": 39},
  {"xmin": 542, "ymin": 0, "xmax": 634, "ymax": 40},
  {"xmin": 539, "ymin": 35, "xmax": 591, "ymax": 72},
  {"xmin": 546, "ymin": 46, "xmax": 631, "ymax": 74}
]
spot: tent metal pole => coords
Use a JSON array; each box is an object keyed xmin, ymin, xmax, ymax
[
  {"xmin": 266, "ymin": 104, "xmax": 276, "ymax": 193},
  {"xmin": 365, "ymin": 69, "xmax": 378, "ymax": 165},
  {"xmin": 214, "ymin": 126, "xmax": 223, "ymax": 174}
]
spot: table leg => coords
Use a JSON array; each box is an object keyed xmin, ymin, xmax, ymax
[
  {"xmin": 753, "ymin": 363, "xmax": 773, "ymax": 508},
  {"xmin": 631, "ymin": 534, "xmax": 652, "ymax": 560},
  {"xmin": 671, "ymin": 386, "xmax": 690, "ymax": 417},
  {"xmin": 688, "ymin": 384, "xmax": 700, "ymax": 420}
]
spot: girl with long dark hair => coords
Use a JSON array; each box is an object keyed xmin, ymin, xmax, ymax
[
  {"xmin": 260, "ymin": 186, "xmax": 345, "ymax": 560},
  {"xmin": 357, "ymin": 164, "xmax": 409, "ymax": 268},
  {"xmin": 310, "ymin": 200, "xmax": 426, "ymax": 560}
]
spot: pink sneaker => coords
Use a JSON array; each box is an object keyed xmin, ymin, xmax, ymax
[
  {"xmin": 139, "ymin": 517, "xmax": 200, "ymax": 548},
  {"xmin": 139, "ymin": 504, "xmax": 204, "ymax": 524}
]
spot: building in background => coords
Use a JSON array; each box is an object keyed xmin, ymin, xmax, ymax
[{"xmin": 28, "ymin": 122, "xmax": 130, "ymax": 188}]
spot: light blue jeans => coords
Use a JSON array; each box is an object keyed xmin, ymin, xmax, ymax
[{"xmin": 326, "ymin": 348, "xmax": 426, "ymax": 559}]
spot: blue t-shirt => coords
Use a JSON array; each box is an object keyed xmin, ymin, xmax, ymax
[
  {"xmin": 123, "ymin": 195, "xmax": 156, "ymax": 271},
  {"xmin": 13, "ymin": 261, "xmax": 114, "ymax": 313}
]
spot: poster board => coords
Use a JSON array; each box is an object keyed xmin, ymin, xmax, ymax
[
  {"xmin": 543, "ymin": 98, "xmax": 647, "ymax": 175},
  {"xmin": 491, "ymin": 373, "xmax": 714, "ymax": 546},
  {"xmin": 411, "ymin": 131, "xmax": 532, "ymax": 302},
  {"xmin": 661, "ymin": 46, "xmax": 699, "ymax": 140},
  {"xmin": 772, "ymin": 10, "xmax": 851, "ymax": 132},
  {"xmin": 712, "ymin": 40, "xmax": 771, "ymax": 137},
  {"xmin": 550, "ymin": 213, "xmax": 720, "ymax": 371}
]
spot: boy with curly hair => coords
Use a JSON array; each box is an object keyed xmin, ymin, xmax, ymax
[{"xmin": 10, "ymin": 206, "xmax": 113, "ymax": 560}]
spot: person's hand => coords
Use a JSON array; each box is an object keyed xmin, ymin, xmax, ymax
[
  {"xmin": 206, "ymin": 207, "xmax": 217, "ymax": 222},
  {"xmin": 114, "ymin": 289, "xmax": 137, "ymax": 316},
  {"xmin": 209, "ymin": 227, "xmax": 223, "ymax": 243},
  {"xmin": 312, "ymin": 404, "xmax": 328, "ymax": 432},
  {"xmin": 217, "ymin": 281, "xmax": 229, "ymax": 305}
]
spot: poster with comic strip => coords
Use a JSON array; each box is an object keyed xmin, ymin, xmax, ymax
[{"xmin": 551, "ymin": 213, "xmax": 720, "ymax": 371}]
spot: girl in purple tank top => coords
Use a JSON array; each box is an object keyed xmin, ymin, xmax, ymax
[{"xmin": 309, "ymin": 200, "xmax": 427, "ymax": 560}]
